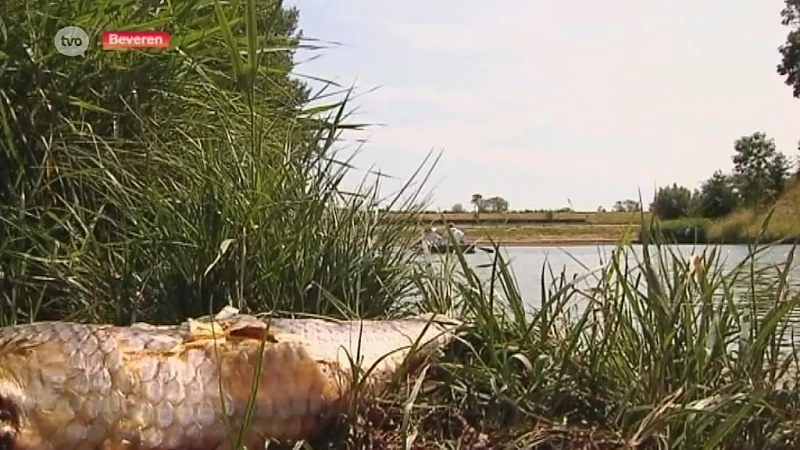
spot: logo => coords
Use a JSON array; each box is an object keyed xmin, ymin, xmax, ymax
[
  {"xmin": 54, "ymin": 26, "xmax": 90, "ymax": 57},
  {"xmin": 102, "ymin": 31, "xmax": 170, "ymax": 50}
]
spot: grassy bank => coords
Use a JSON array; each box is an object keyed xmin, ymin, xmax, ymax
[
  {"xmin": 4, "ymin": 1, "xmax": 800, "ymax": 449},
  {"xmin": 406, "ymin": 179, "xmax": 800, "ymax": 247},
  {"xmin": 635, "ymin": 181, "xmax": 800, "ymax": 246},
  {"xmin": 707, "ymin": 178, "xmax": 800, "ymax": 244},
  {"xmin": 339, "ymin": 240, "xmax": 800, "ymax": 449},
  {"xmin": 461, "ymin": 224, "xmax": 635, "ymax": 245},
  {"xmin": 394, "ymin": 210, "xmax": 652, "ymax": 226},
  {"xmin": 399, "ymin": 212, "xmax": 647, "ymax": 245}
]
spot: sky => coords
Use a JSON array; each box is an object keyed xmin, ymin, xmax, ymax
[{"xmin": 285, "ymin": 0, "xmax": 800, "ymax": 211}]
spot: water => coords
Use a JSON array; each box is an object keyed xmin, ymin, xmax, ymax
[
  {"xmin": 467, "ymin": 244, "xmax": 799, "ymax": 307},
  {"xmin": 422, "ymin": 244, "xmax": 800, "ymax": 311},
  {"xmin": 419, "ymin": 243, "xmax": 800, "ymax": 352}
]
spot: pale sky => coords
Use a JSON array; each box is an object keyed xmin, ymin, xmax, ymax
[{"xmin": 286, "ymin": 0, "xmax": 800, "ymax": 211}]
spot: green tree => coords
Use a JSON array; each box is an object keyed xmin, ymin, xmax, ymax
[
  {"xmin": 796, "ymin": 140, "xmax": 800, "ymax": 175},
  {"xmin": 731, "ymin": 132, "xmax": 782, "ymax": 207},
  {"xmin": 767, "ymin": 152, "xmax": 792, "ymax": 196},
  {"xmin": 778, "ymin": 0, "xmax": 800, "ymax": 98},
  {"xmin": 451, "ymin": 203, "xmax": 465, "ymax": 212},
  {"xmin": 796, "ymin": 140, "xmax": 800, "ymax": 173},
  {"xmin": 613, "ymin": 199, "xmax": 641, "ymax": 212},
  {"xmin": 696, "ymin": 171, "xmax": 738, "ymax": 218},
  {"xmin": 687, "ymin": 188, "xmax": 702, "ymax": 217},
  {"xmin": 483, "ymin": 196, "xmax": 510, "ymax": 212},
  {"xmin": 650, "ymin": 183, "xmax": 694, "ymax": 220}
]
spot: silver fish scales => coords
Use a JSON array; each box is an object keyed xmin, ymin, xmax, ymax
[{"xmin": 0, "ymin": 307, "xmax": 460, "ymax": 450}]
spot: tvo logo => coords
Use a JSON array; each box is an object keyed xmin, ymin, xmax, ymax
[{"xmin": 54, "ymin": 26, "xmax": 90, "ymax": 57}]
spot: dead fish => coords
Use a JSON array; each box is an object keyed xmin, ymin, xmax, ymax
[{"xmin": 0, "ymin": 307, "xmax": 460, "ymax": 450}]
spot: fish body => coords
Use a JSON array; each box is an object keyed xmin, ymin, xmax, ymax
[{"xmin": 0, "ymin": 308, "xmax": 460, "ymax": 450}]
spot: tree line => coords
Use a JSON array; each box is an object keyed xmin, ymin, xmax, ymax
[
  {"xmin": 437, "ymin": 0, "xmax": 800, "ymax": 219},
  {"xmin": 449, "ymin": 193, "xmax": 511, "ymax": 214},
  {"xmin": 445, "ymin": 131, "xmax": 797, "ymax": 219},
  {"xmin": 599, "ymin": 0, "xmax": 800, "ymax": 220},
  {"xmin": 649, "ymin": 132, "xmax": 798, "ymax": 220}
]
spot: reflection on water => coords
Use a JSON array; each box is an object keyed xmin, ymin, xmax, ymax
[
  {"xmin": 421, "ymin": 244, "xmax": 800, "ymax": 346},
  {"xmin": 448, "ymin": 244, "xmax": 799, "ymax": 308}
]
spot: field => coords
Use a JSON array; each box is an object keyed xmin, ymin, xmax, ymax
[
  {"xmin": 390, "ymin": 211, "xmax": 649, "ymax": 244},
  {"xmin": 461, "ymin": 224, "xmax": 633, "ymax": 245},
  {"xmin": 403, "ymin": 210, "xmax": 652, "ymax": 225}
]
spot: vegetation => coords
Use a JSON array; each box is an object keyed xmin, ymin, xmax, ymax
[
  {"xmin": 650, "ymin": 133, "xmax": 795, "ymax": 222},
  {"xmin": 649, "ymin": 184, "xmax": 694, "ymax": 220},
  {"xmin": 613, "ymin": 199, "xmax": 643, "ymax": 213},
  {"xmin": 470, "ymin": 193, "xmax": 510, "ymax": 214},
  {"xmin": 709, "ymin": 179, "xmax": 800, "ymax": 243},
  {"xmin": 0, "ymin": 0, "xmax": 432, "ymax": 325},
  {"xmin": 639, "ymin": 218, "xmax": 713, "ymax": 244},
  {"xmin": 391, "ymin": 211, "xmax": 650, "ymax": 245},
  {"xmin": 385, "ymin": 237, "xmax": 800, "ymax": 449},
  {"xmin": 408, "ymin": 210, "xmax": 652, "ymax": 224},
  {"xmin": 779, "ymin": 0, "xmax": 800, "ymax": 98},
  {"xmin": 432, "ymin": 136, "xmax": 795, "ymax": 246},
  {"xmin": 732, "ymin": 132, "xmax": 792, "ymax": 207},
  {"xmin": 695, "ymin": 171, "xmax": 739, "ymax": 219},
  {"xmin": 2, "ymin": 1, "xmax": 800, "ymax": 449}
]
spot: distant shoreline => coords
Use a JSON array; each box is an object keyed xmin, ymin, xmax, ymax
[
  {"xmin": 417, "ymin": 220, "xmax": 799, "ymax": 248},
  {"xmin": 474, "ymin": 237, "xmax": 636, "ymax": 247}
]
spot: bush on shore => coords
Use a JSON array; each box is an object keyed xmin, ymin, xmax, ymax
[
  {"xmin": 638, "ymin": 217, "xmax": 713, "ymax": 244},
  {"xmin": 707, "ymin": 179, "xmax": 800, "ymax": 244}
]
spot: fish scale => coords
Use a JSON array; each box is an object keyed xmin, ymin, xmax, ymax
[{"xmin": 0, "ymin": 308, "xmax": 460, "ymax": 450}]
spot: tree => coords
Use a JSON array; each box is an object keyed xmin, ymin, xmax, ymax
[
  {"xmin": 650, "ymin": 183, "xmax": 693, "ymax": 220},
  {"xmin": 471, "ymin": 193, "xmax": 484, "ymax": 213},
  {"xmin": 687, "ymin": 188, "xmax": 702, "ymax": 217},
  {"xmin": 613, "ymin": 199, "xmax": 641, "ymax": 212},
  {"xmin": 597, "ymin": 206, "xmax": 607, "ymax": 212},
  {"xmin": 796, "ymin": 140, "xmax": 800, "ymax": 174},
  {"xmin": 778, "ymin": 0, "xmax": 800, "ymax": 98},
  {"xmin": 696, "ymin": 171, "xmax": 738, "ymax": 218},
  {"xmin": 731, "ymin": 132, "xmax": 782, "ymax": 207},
  {"xmin": 483, "ymin": 196, "xmax": 510, "ymax": 212},
  {"xmin": 767, "ymin": 152, "xmax": 792, "ymax": 197},
  {"xmin": 451, "ymin": 203, "xmax": 465, "ymax": 213}
]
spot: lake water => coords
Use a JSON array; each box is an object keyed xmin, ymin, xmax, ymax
[{"xmin": 426, "ymin": 244, "xmax": 800, "ymax": 310}]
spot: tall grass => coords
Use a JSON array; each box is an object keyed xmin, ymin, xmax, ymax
[
  {"xmin": 0, "ymin": 0, "xmax": 434, "ymax": 325},
  {"xmin": 397, "ymin": 237, "xmax": 800, "ymax": 449}
]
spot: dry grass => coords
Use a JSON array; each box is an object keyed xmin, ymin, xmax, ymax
[
  {"xmin": 709, "ymin": 178, "xmax": 800, "ymax": 243},
  {"xmin": 392, "ymin": 211, "xmax": 651, "ymax": 225},
  {"xmin": 462, "ymin": 224, "xmax": 634, "ymax": 244}
]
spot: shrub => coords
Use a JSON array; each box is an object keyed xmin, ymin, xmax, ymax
[
  {"xmin": 638, "ymin": 218, "xmax": 712, "ymax": 243},
  {"xmin": 650, "ymin": 183, "xmax": 694, "ymax": 220}
]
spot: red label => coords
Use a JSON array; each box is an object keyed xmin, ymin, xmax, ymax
[{"xmin": 102, "ymin": 31, "xmax": 170, "ymax": 50}]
